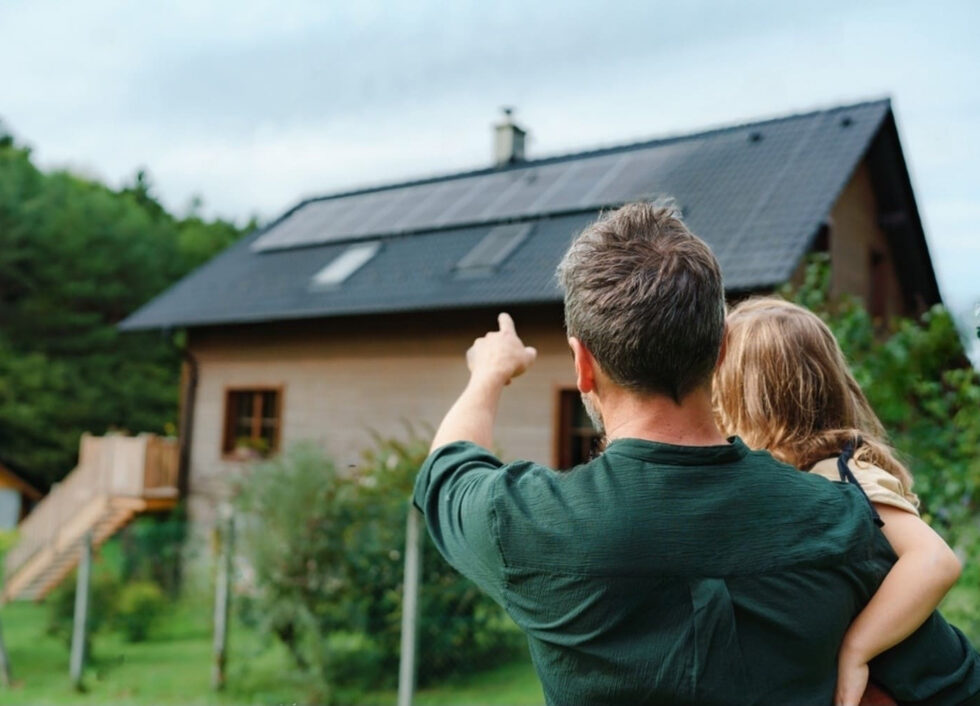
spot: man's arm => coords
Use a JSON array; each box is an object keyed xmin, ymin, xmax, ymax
[
  {"xmin": 412, "ymin": 313, "xmax": 537, "ymax": 601},
  {"xmin": 430, "ymin": 312, "xmax": 537, "ymax": 452}
]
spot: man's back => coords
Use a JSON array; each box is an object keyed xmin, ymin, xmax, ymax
[{"xmin": 415, "ymin": 438, "xmax": 980, "ymax": 705}]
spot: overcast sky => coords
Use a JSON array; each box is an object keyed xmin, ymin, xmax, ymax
[{"xmin": 2, "ymin": 0, "xmax": 977, "ymax": 348}]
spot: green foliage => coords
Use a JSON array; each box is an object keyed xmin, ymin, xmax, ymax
[
  {"xmin": 783, "ymin": 256, "xmax": 980, "ymax": 642},
  {"xmin": 45, "ymin": 563, "xmax": 122, "ymax": 653},
  {"xmin": 0, "ymin": 137, "xmax": 246, "ymax": 485},
  {"xmin": 0, "ymin": 529, "xmax": 17, "ymax": 563},
  {"xmin": 115, "ymin": 580, "xmax": 167, "ymax": 642},
  {"xmin": 118, "ymin": 508, "xmax": 188, "ymax": 599},
  {"xmin": 233, "ymin": 436, "xmax": 522, "ymax": 703},
  {"xmin": 46, "ymin": 541, "xmax": 173, "ymax": 650}
]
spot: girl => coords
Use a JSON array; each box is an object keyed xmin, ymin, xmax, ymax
[{"xmin": 713, "ymin": 297, "xmax": 962, "ymax": 706}]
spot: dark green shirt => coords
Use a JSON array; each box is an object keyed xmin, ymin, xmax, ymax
[{"xmin": 414, "ymin": 438, "xmax": 980, "ymax": 706}]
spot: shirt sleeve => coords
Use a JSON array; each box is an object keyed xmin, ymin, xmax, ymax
[
  {"xmin": 864, "ymin": 532, "xmax": 980, "ymax": 705},
  {"xmin": 809, "ymin": 459, "xmax": 919, "ymax": 516},
  {"xmin": 413, "ymin": 441, "xmax": 507, "ymax": 604},
  {"xmin": 870, "ymin": 610, "xmax": 980, "ymax": 705}
]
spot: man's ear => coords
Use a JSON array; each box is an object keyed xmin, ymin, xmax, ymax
[{"xmin": 568, "ymin": 337, "xmax": 597, "ymax": 394}]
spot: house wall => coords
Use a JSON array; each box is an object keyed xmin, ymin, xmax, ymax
[
  {"xmin": 185, "ymin": 306, "xmax": 575, "ymax": 531},
  {"xmin": 827, "ymin": 162, "xmax": 904, "ymax": 318},
  {"xmin": 784, "ymin": 160, "xmax": 906, "ymax": 319}
]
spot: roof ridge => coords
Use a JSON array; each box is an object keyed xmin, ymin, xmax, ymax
[{"xmin": 287, "ymin": 97, "xmax": 892, "ymax": 211}]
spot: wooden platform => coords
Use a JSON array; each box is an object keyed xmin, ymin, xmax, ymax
[{"xmin": 2, "ymin": 433, "xmax": 179, "ymax": 602}]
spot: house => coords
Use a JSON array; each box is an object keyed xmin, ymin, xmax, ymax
[{"xmin": 121, "ymin": 99, "xmax": 941, "ymax": 534}]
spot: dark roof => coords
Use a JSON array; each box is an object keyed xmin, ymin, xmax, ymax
[{"xmin": 121, "ymin": 99, "xmax": 925, "ymax": 331}]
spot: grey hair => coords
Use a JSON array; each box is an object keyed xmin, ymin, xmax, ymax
[{"xmin": 556, "ymin": 202, "xmax": 725, "ymax": 402}]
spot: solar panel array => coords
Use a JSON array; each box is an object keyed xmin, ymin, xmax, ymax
[
  {"xmin": 121, "ymin": 100, "xmax": 900, "ymax": 331},
  {"xmin": 251, "ymin": 137, "xmax": 707, "ymax": 252}
]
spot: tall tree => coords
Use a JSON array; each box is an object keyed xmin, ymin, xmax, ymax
[{"xmin": 0, "ymin": 134, "xmax": 246, "ymax": 485}]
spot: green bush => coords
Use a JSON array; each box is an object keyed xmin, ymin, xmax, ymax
[
  {"xmin": 233, "ymin": 436, "xmax": 522, "ymax": 703},
  {"xmin": 45, "ymin": 564, "xmax": 121, "ymax": 652},
  {"xmin": 118, "ymin": 506, "xmax": 187, "ymax": 599},
  {"xmin": 115, "ymin": 580, "xmax": 166, "ymax": 641}
]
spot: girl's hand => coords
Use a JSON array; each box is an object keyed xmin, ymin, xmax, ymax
[{"xmin": 835, "ymin": 657, "xmax": 869, "ymax": 706}]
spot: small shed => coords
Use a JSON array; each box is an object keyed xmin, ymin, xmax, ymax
[{"xmin": 0, "ymin": 461, "xmax": 43, "ymax": 529}]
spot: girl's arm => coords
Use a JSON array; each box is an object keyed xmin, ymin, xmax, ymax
[{"xmin": 835, "ymin": 504, "xmax": 962, "ymax": 706}]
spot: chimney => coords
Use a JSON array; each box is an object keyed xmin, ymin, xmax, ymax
[{"xmin": 493, "ymin": 107, "xmax": 526, "ymax": 167}]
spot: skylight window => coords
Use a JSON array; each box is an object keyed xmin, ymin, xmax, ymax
[
  {"xmin": 455, "ymin": 224, "xmax": 532, "ymax": 278},
  {"xmin": 310, "ymin": 241, "xmax": 381, "ymax": 289}
]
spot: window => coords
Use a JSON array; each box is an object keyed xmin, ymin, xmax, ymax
[
  {"xmin": 454, "ymin": 223, "xmax": 532, "ymax": 278},
  {"xmin": 311, "ymin": 241, "xmax": 381, "ymax": 289},
  {"xmin": 555, "ymin": 389, "xmax": 602, "ymax": 470},
  {"xmin": 222, "ymin": 388, "xmax": 282, "ymax": 458}
]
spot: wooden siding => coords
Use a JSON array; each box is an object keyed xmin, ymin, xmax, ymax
[
  {"xmin": 828, "ymin": 162, "xmax": 904, "ymax": 318},
  {"xmin": 185, "ymin": 306, "xmax": 575, "ymax": 529}
]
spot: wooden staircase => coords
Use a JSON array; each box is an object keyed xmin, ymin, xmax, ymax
[{"xmin": 2, "ymin": 433, "xmax": 179, "ymax": 602}]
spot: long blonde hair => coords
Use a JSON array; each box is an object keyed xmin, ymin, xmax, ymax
[{"xmin": 713, "ymin": 297, "xmax": 915, "ymax": 498}]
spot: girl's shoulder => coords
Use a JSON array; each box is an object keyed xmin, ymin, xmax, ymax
[{"xmin": 808, "ymin": 457, "xmax": 919, "ymax": 516}]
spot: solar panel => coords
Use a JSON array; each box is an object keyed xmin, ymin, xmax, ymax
[
  {"xmin": 254, "ymin": 136, "xmax": 708, "ymax": 253},
  {"xmin": 252, "ymin": 196, "xmax": 361, "ymax": 251},
  {"xmin": 490, "ymin": 165, "xmax": 566, "ymax": 216},
  {"xmin": 441, "ymin": 171, "xmax": 522, "ymax": 224},
  {"xmin": 394, "ymin": 180, "xmax": 478, "ymax": 232},
  {"xmin": 329, "ymin": 190, "xmax": 394, "ymax": 239},
  {"xmin": 544, "ymin": 154, "xmax": 623, "ymax": 211},
  {"xmin": 354, "ymin": 184, "xmax": 426, "ymax": 234},
  {"xmin": 588, "ymin": 141, "xmax": 697, "ymax": 205}
]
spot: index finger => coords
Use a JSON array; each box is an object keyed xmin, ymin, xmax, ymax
[{"xmin": 498, "ymin": 312, "xmax": 516, "ymax": 334}]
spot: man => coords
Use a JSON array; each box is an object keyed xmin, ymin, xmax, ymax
[{"xmin": 413, "ymin": 203, "xmax": 980, "ymax": 705}]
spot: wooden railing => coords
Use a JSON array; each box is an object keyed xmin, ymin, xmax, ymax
[{"xmin": 3, "ymin": 433, "xmax": 178, "ymax": 583}]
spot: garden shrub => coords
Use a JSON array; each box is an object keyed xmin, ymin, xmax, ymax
[
  {"xmin": 115, "ymin": 580, "xmax": 166, "ymax": 641},
  {"xmin": 117, "ymin": 506, "xmax": 187, "ymax": 599},
  {"xmin": 233, "ymin": 435, "xmax": 522, "ymax": 702},
  {"xmin": 45, "ymin": 541, "xmax": 171, "ymax": 651},
  {"xmin": 45, "ymin": 564, "xmax": 121, "ymax": 652}
]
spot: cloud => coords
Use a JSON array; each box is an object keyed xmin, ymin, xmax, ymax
[{"xmin": 1, "ymin": 0, "xmax": 977, "ymax": 312}]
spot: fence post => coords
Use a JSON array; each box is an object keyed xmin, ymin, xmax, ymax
[
  {"xmin": 397, "ymin": 506, "xmax": 424, "ymax": 706},
  {"xmin": 0, "ymin": 614, "xmax": 12, "ymax": 687},
  {"xmin": 70, "ymin": 530, "xmax": 93, "ymax": 690},
  {"xmin": 211, "ymin": 506, "xmax": 234, "ymax": 691}
]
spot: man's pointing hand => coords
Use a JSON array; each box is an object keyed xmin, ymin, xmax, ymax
[{"xmin": 466, "ymin": 313, "xmax": 537, "ymax": 387}]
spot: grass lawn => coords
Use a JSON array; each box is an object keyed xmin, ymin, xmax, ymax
[
  {"xmin": 0, "ymin": 599, "xmax": 543, "ymax": 706},
  {"xmin": 359, "ymin": 660, "xmax": 543, "ymax": 706},
  {"xmin": 0, "ymin": 582, "xmax": 973, "ymax": 705}
]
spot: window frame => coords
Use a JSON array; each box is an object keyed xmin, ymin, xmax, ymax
[
  {"xmin": 552, "ymin": 387, "xmax": 602, "ymax": 470},
  {"xmin": 221, "ymin": 386, "xmax": 285, "ymax": 460}
]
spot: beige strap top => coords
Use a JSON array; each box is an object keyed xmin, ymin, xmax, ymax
[{"xmin": 809, "ymin": 457, "xmax": 919, "ymax": 516}]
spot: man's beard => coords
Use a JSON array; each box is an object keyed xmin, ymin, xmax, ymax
[{"xmin": 580, "ymin": 392, "xmax": 605, "ymax": 435}]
